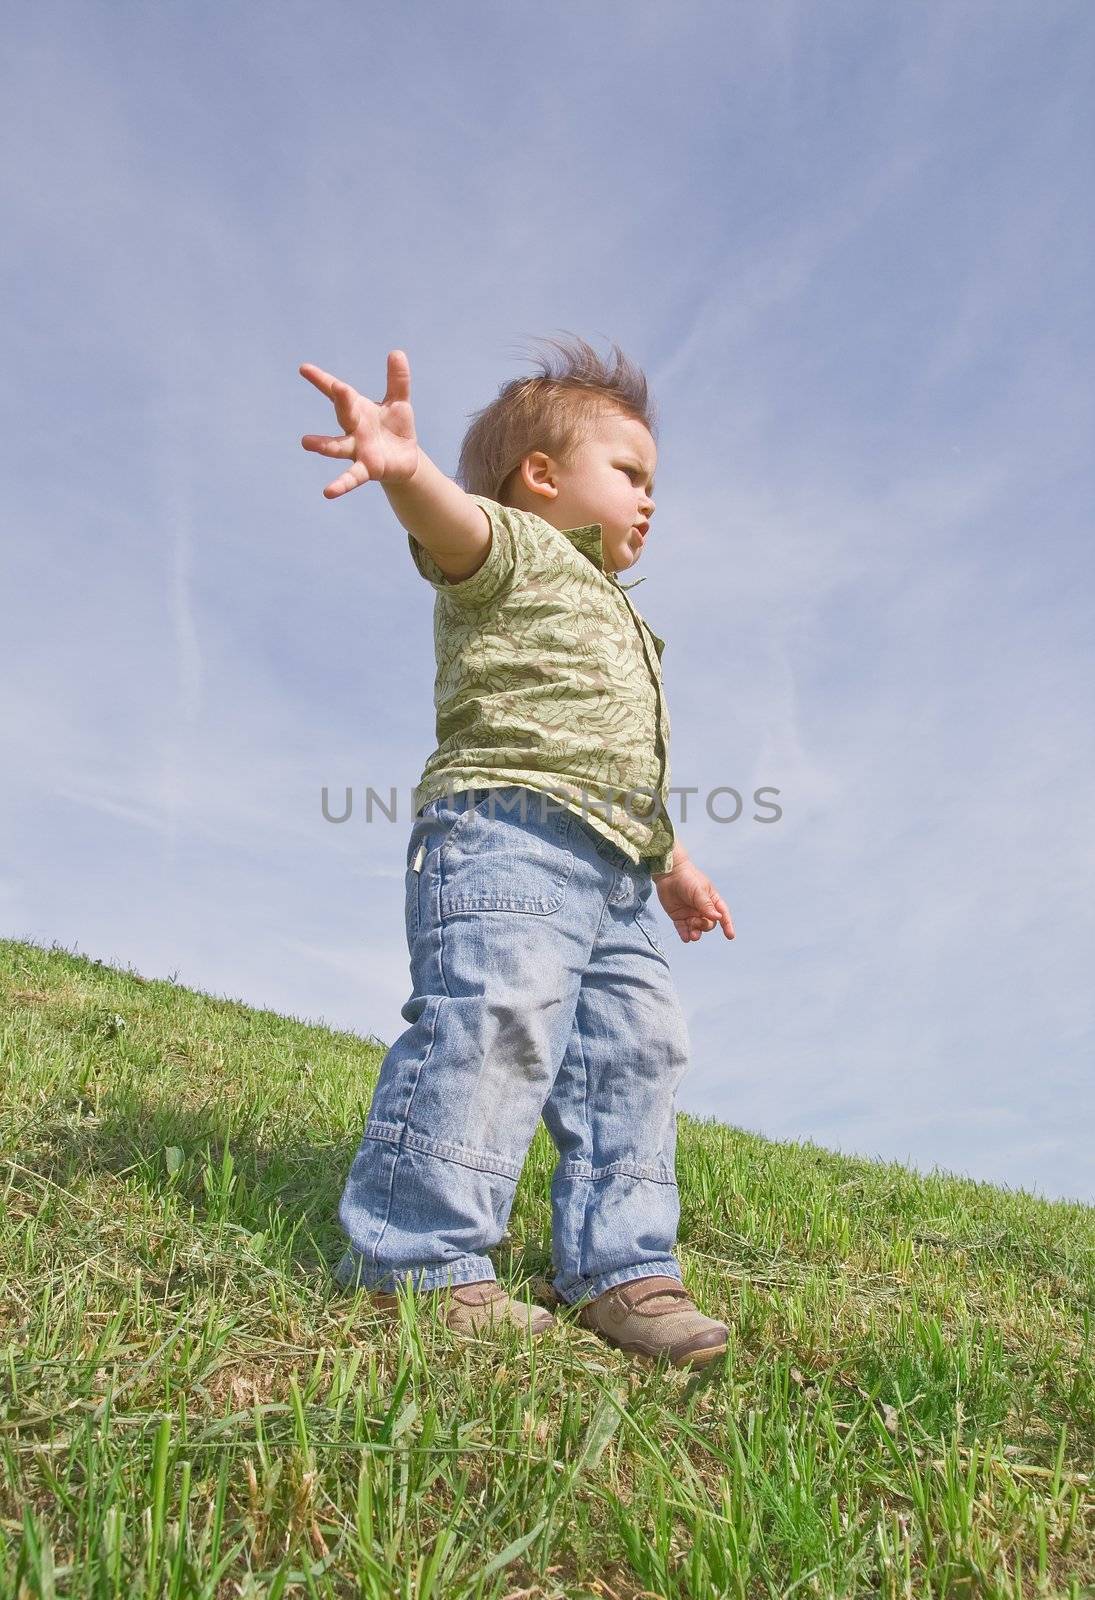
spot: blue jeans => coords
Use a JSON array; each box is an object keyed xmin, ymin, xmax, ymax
[{"xmin": 334, "ymin": 785, "xmax": 690, "ymax": 1305}]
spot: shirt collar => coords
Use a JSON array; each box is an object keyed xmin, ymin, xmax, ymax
[{"xmin": 561, "ymin": 522, "xmax": 648, "ymax": 590}]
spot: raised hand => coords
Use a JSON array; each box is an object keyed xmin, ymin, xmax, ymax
[{"xmin": 299, "ymin": 351, "xmax": 419, "ymax": 498}]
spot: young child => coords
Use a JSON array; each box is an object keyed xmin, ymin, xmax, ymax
[{"xmin": 300, "ymin": 336, "xmax": 735, "ymax": 1369}]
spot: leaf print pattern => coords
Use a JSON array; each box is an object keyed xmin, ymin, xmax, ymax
[{"xmin": 407, "ymin": 494, "xmax": 676, "ymax": 872}]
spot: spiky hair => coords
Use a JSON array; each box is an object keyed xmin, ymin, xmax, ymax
[{"xmin": 455, "ymin": 332, "xmax": 657, "ymax": 504}]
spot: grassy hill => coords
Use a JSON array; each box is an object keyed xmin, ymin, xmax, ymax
[{"xmin": 1, "ymin": 934, "xmax": 1093, "ymax": 1598}]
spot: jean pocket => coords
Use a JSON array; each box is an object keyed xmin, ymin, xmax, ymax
[
  {"xmin": 633, "ymin": 898, "xmax": 670, "ymax": 961},
  {"xmin": 405, "ymin": 865, "xmax": 421, "ymax": 945},
  {"xmin": 439, "ymin": 794, "xmax": 574, "ymax": 916}
]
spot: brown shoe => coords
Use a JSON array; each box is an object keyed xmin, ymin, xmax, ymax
[
  {"xmin": 370, "ymin": 1279, "xmax": 555, "ymax": 1339},
  {"xmin": 575, "ymin": 1275, "xmax": 728, "ymax": 1369}
]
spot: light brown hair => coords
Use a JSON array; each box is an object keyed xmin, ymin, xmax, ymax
[{"xmin": 455, "ymin": 333, "xmax": 658, "ymax": 505}]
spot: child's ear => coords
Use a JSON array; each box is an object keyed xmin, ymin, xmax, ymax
[{"xmin": 521, "ymin": 451, "xmax": 559, "ymax": 500}]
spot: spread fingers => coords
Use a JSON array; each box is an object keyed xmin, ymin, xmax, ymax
[
  {"xmin": 322, "ymin": 461, "xmax": 370, "ymax": 498},
  {"xmin": 301, "ymin": 434, "xmax": 354, "ymax": 456}
]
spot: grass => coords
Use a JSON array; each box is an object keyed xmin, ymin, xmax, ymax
[{"xmin": 0, "ymin": 933, "xmax": 1093, "ymax": 1599}]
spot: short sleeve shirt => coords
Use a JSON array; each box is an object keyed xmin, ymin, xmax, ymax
[{"xmin": 407, "ymin": 494, "xmax": 676, "ymax": 873}]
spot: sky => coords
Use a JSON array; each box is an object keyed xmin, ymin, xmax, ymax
[{"xmin": 2, "ymin": 2, "xmax": 1093, "ymax": 1206}]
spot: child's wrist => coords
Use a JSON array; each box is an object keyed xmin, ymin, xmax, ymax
[{"xmin": 653, "ymin": 842, "xmax": 689, "ymax": 880}]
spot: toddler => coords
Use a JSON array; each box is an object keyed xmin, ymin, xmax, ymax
[{"xmin": 299, "ymin": 336, "xmax": 735, "ymax": 1369}]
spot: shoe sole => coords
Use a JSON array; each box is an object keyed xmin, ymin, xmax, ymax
[{"xmin": 580, "ymin": 1324, "xmax": 728, "ymax": 1370}]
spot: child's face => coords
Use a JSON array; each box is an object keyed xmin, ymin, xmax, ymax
[{"xmin": 514, "ymin": 409, "xmax": 657, "ymax": 575}]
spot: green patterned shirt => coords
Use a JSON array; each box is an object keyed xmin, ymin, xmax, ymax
[{"xmin": 407, "ymin": 493, "xmax": 676, "ymax": 873}]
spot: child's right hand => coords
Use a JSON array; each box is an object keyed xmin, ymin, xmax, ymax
[{"xmin": 299, "ymin": 351, "xmax": 419, "ymax": 498}]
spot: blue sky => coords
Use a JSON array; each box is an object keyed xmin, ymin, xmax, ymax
[{"xmin": 3, "ymin": 2, "xmax": 1093, "ymax": 1205}]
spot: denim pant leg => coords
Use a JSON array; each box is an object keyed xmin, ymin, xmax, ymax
[
  {"xmin": 335, "ymin": 786, "xmax": 591, "ymax": 1295},
  {"xmin": 541, "ymin": 824, "xmax": 691, "ymax": 1306}
]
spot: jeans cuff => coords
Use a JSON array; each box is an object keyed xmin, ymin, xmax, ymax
[
  {"xmin": 334, "ymin": 1248, "xmax": 498, "ymax": 1295},
  {"xmin": 553, "ymin": 1256, "xmax": 683, "ymax": 1307}
]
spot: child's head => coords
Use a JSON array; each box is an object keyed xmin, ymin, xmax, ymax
[{"xmin": 456, "ymin": 334, "xmax": 658, "ymax": 576}]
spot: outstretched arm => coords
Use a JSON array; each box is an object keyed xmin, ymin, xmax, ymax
[{"xmin": 299, "ymin": 351, "xmax": 491, "ymax": 583}]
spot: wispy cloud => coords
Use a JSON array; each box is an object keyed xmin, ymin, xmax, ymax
[{"xmin": 2, "ymin": 2, "xmax": 1091, "ymax": 1203}]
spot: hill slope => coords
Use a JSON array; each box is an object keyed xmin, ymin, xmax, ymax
[{"xmin": 1, "ymin": 934, "xmax": 1093, "ymax": 1597}]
